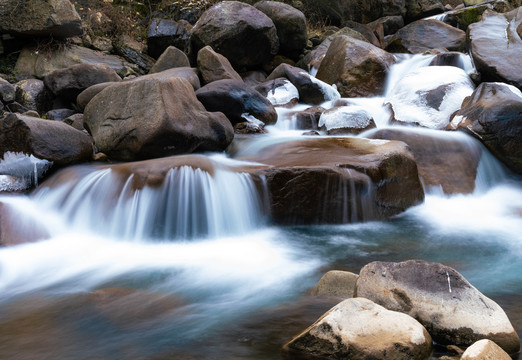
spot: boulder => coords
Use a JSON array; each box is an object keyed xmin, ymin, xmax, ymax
[
  {"xmin": 367, "ymin": 128, "xmax": 482, "ymax": 194},
  {"xmin": 14, "ymin": 44, "xmax": 138, "ymax": 79},
  {"xmin": 386, "ymin": 19, "xmax": 466, "ymax": 53},
  {"xmin": 386, "ymin": 66, "xmax": 474, "ymax": 129},
  {"xmin": 461, "ymin": 339, "xmax": 512, "ymax": 360},
  {"xmin": 147, "ymin": 18, "xmax": 192, "ymax": 58},
  {"xmin": 367, "ymin": 15, "xmax": 405, "ymax": 36},
  {"xmin": 63, "ymin": 113, "xmax": 84, "ymax": 131},
  {"xmin": 139, "ymin": 67, "xmax": 201, "ymax": 91},
  {"xmin": 468, "ymin": 9, "xmax": 522, "ymax": 89},
  {"xmin": 355, "ymin": 260, "xmax": 521, "ymax": 354},
  {"xmin": 339, "ymin": 20, "xmax": 382, "ymax": 48},
  {"xmin": 0, "ymin": 78, "xmax": 15, "ymax": 104},
  {"xmin": 45, "ymin": 109, "xmax": 76, "ymax": 121},
  {"xmin": 149, "ymin": 46, "xmax": 190, "ymax": 74},
  {"xmin": 267, "ymin": 63, "xmax": 340, "ymax": 105},
  {"xmin": 311, "ymin": 270, "xmax": 359, "ymax": 298},
  {"xmin": 316, "ymin": 35, "xmax": 395, "ymax": 98},
  {"xmin": 196, "ymin": 46, "xmax": 242, "ymax": 84},
  {"xmin": 405, "ymin": 0, "xmax": 445, "ymax": 21},
  {"xmin": 240, "ymin": 137, "xmax": 425, "ymax": 224},
  {"xmin": 195, "ymin": 79, "xmax": 277, "ymax": 126},
  {"xmin": 255, "ymin": 78, "xmax": 299, "ymax": 107},
  {"xmin": 189, "ymin": 1, "xmax": 279, "ymax": 69},
  {"xmin": 254, "ymin": 1, "xmax": 307, "ymax": 60},
  {"xmin": 0, "ymin": 113, "xmax": 94, "ymax": 166},
  {"xmin": 447, "ymin": 82, "xmax": 522, "ymax": 174},
  {"xmin": 283, "ymin": 297, "xmax": 432, "ymax": 360},
  {"xmin": 298, "ymin": 28, "xmax": 372, "ymax": 73},
  {"xmin": 76, "ymin": 82, "xmax": 116, "ymax": 111},
  {"xmin": 83, "ymin": 77, "xmax": 233, "ymax": 161},
  {"xmin": 319, "ymin": 106, "xmax": 377, "ymax": 135},
  {"xmin": 14, "ymin": 79, "xmax": 53, "ymax": 114},
  {"xmin": 43, "ymin": 63, "xmax": 121, "ymax": 102},
  {"xmin": 0, "ymin": 0, "xmax": 82, "ymax": 38}
]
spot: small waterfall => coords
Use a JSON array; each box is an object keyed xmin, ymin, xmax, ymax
[
  {"xmin": 384, "ymin": 54, "xmax": 436, "ymax": 96},
  {"xmin": 32, "ymin": 161, "xmax": 267, "ymax": 241}
]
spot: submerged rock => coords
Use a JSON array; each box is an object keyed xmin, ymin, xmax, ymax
[
  {"xmin": 84, "ymin": 77, "xmax": 233, "ymax": 161},
  {"xmin": 448, "ymin": 82, "xmax": 522, "ymax": 174},
  {"xmin": 283, "ymin": 297, "xmax": 432, "ymax": 360},
  {"xmin": 316, "ymin": 35, "xmax": 395, "ymax": 98},
  {"xmin": 240, "ymin": 137, "xmax": 425, "ymax": 224},
  {"xmin": 355, "ymin": 260, "xmax": 520, "ymax": 354},
  {"xmin": 386, "ymin": 66, "xmax": 474, "ymax": 129},
  {"xmin": 367, "ymin": 128, "xmax": 481, "ymax": 194}
]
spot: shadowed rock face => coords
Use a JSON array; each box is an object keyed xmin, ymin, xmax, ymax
[
  {"xmin": 355, "ymin": 260, "xmax": 521, "ymax": 354},
  {"xmin": 283, "ymin": 297, "xmax": 432, "ymax": 360},
  {"xmin": 83, "ymin": 77, "xmax": 233, "ymax": 161},
  {"xmin": 468, "ymin": 9, "xmax": 522, "ymax": 89},
  {"xmin": 448, "ymin": 82, "xmax": 522, "ymax": 174}
]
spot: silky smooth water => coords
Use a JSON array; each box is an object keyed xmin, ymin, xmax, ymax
[{"xmin": 0, "ymin": 54, "xmax": 520, "ymax": 360}]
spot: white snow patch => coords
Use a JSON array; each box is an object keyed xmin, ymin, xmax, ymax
[{"xmin": 319, "ymin": 106, "xmax": 372, "ymax": 130}]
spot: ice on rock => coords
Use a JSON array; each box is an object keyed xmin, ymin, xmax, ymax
[
  {"xmin": 0, "ymin": 152, "xmax": 53, "ymax": 189},
  {"xmin": 265, "ymin": 80, "xmax": 299, "ymax": 106},
  {"xmin": 319, "ymin": 105, "xmax": 373, "ymax": 131},
  {"xmin": 386, "ymin": 66, "xmax": 475, "ymax": 129},
  {"xmin": 301, "ymin": 72, "xmax": 341, "ymax": 102}
]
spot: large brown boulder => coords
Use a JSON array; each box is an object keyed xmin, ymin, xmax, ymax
[
  {"xmin": 0, "ymin": 113, "xmax": 94, "ymax": 166},
  {"xmin": 468, "ymin": 9, "xmax": 522, "ymax": 89},
  {"xmin": 14, "ymin": 45, "xmax": 138, "ymax": 79},
  {"xmin": 196, "ymin": 46, "xmax": 242, "ymax": 84},
  {"xmin": 195, "ymin": 79, "xmax": 277, "ymax": 126},
  {"xmin": 316, "ymin": 35, "xmax": 395, "ymax": 98},
  {"xmin": 148, "ymin": 46, "xmax": 190, "ymax": 74},
  {"xmin": 83, "ymin": 77, "xmax": 233, "ymax": 161},
  {"xmin": 447, "ymin": 82, "xmax": 522, "ymax": 174},
  {"xmin": 386, "ymin": 19, "xmax": 466, "ymax": 53},
  {"xmin": 0, "ymin": 0, "xmax": 82, "ymax": 38},
  {"xmin": 367, "ymin": 128, "xmax": 482, "ymax": 194},
  {"xmin": 239, "ymin": 137, "xmax": 425, "ymax": 224},
  {"xmin": 386, "ymin": 66, "xmax": 475, "ymax": 129},
  {"xmin": 189, "ymin": 1, "xmax": 279, "ymax": 69},
  {"xmin": 283, "ymin": 297, "xmax": 432, "ymax": 360},
  {"xmin": 254, "ymin": 1, "xmax": 307, "ymax": 60},
  {"xmin": 355, "ymin": 260, "xmax": 521, "ymax": 354},
  {"xmin": 43, "ymin": 63, "xmax": 121, "ymax": 102}
]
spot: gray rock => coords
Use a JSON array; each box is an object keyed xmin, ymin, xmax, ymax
[
  {"xmin": 147, "ymin": 18, "xmax": 192, "ymax": 58},
  {"xmin": 0, "ymin": 78, "xmax": 15, "ymax": 104},
  {"xmin": 43, "ymin": 63, "xmax": 121, "ymax": 102},
  {"xmin": 45, "ymin": 109, "xmax": 76, "ymax": 121},
  {"xmin": 355, "ymin": 260, "xmax": 520, "ymax": 354},
  {"xmin": 0, "ymin": 0, "xmax": 82, "ymax": 38},
  {"xmin": 76, "ymin": 82, "xmax": 116, "ymax": 111},
  {"xmin": 149, "ymin": 46, "xmax": 190, "ymax": 74},
  {"xmin": 15, "ymin": 79, "xmax": 54, "ymax": 114},
  {"xmin": 283, "ymin": 297, "xmax": 432, "ymax": 360}
]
